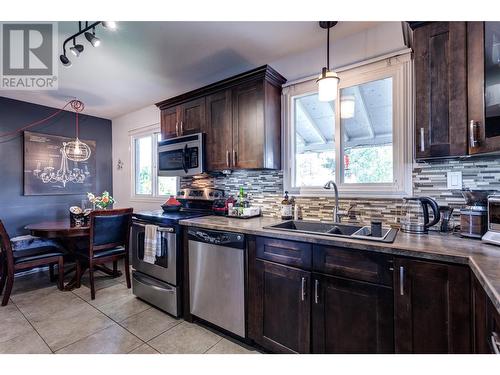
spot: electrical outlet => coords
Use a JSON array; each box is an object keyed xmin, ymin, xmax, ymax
[{"xmin": 447, "ymin": 171, "xmax": 462, "ymax": 190}]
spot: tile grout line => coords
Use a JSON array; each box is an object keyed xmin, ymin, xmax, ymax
[
  {"xmin": 10, "ymin": 297, "xmax": 54, "ymax": 354},
  {"xmin": 203, "ymin": 336, "xmax": 224, "ymax": 354},
  {"xmin": 142, "ymin": 319, "xmax": 184, "ymax": 344}
]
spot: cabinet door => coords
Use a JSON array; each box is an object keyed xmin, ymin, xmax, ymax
[
  {"xmin": 179, "ymin": 98, "xmax": 205, "ymax": 136},
  {"xmin": 394, "ymin": 258, "xmax": 472, "ymax": 353},
  {"xmin": 468, "ymin": 22, "xmax": 500, "ymax": 155},
  {"xmin": 488, "ymin": 300, "xmax": 500, "ymax": 354},
  {"xmin": 250, "ymin": 260, "xmax": 310, "ymax": 353},
  {"xmin": 414, "ymin": 22, "xmax": 467, "ymax": 159},
  {"xmin": 232, "ymin": 80, "xmax": 265, "ymax": 169},
  {"xmin": 312, "ymin": 273, "xmax": 394, "ymax": 353},
  {"xmin": 205, "ymin": 90, "xmax": 233, "ymax": 171},
  {"xmin": 472, "ymin": 275, "xmax": 490, "ymax": 353},
  {"xmin": 160, "ymin": 107, "xmax": 179, "ymax": 139}
]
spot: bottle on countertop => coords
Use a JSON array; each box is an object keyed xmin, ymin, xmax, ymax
[{"xmin": 281, "ymin": 191, "xmax": 293, "ymax": 220}]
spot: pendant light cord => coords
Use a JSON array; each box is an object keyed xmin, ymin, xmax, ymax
[
  {"xmin": 327, "ymin": 27, "xmax": 330, "ymax": 70},
  {"xmin": 0, "ymin": 99, "xmax": 85, "ymax": 140},
  {"xmin": 0, "ymin": 100, "xmax": 73, "ymax": 139}
]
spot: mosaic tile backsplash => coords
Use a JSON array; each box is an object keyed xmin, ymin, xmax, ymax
[{"xmin": 181, "ymin": 155, "xmax": 500, "ymax": 226}]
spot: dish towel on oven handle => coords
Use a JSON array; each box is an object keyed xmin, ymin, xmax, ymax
[{"xmin": 144, "ymin": 224, "xmax": 159, "ymax": 265}]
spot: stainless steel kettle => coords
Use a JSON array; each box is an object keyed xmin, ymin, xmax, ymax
[{"xmin": 400, "ymin": 197, "xmax": 441, "ymax": 234}]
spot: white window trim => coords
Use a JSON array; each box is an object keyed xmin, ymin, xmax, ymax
[
  {"xmin": 129, "ymin": 124, "xmax": 179, "ymax": 202},
  {"xmin": 282, "ymin": 51, "xmax": 413, "ymax": 199}
]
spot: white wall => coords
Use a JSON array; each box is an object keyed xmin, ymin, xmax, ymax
[
  {"xmin": 112, "ymin": 105, "xmax": 161, "ymax": 211},
  {"xmin": 112, "ymin": 22, "xmax": 406, "ymax": 211}
]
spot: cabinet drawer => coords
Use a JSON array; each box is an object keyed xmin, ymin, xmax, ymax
[
  {"xmin": 313, "ymin": 245, "xmax": 393, "ymax": 286},
  {"xmin": 256, "ymin": 237, "xmax": 311, "ymax": 269}
]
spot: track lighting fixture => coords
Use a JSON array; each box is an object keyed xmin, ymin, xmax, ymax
[
  {"xmin": 102, "ymin": 21, "xmax": 117, "ymax": 30},
  {"xmin": 60, "ymin": 21, "xmax": 117, "ymax": 67},
  {"xmin": 59, "ymin": 54, "xmax": 71, "ymax": 67},
  {"xmin": 84, "ymin": 29, "xmax": 101, "ymax": 47},
  {"xmin": 69, "ymin": 43, "xmax": 84, "ymax": 57}
]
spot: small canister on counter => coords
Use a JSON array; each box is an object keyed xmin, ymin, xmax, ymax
[{"xmin": 371, "ymin": 219, "xmax": 383, "ymax": 238}]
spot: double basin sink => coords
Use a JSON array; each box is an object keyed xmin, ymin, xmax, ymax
[{"xmin": 264, "ymin": 220, "xmax": 399, "ymax": 243}]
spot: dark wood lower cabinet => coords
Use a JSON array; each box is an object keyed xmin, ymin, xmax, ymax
[
  {"xmin": 472, "ymin": 275, "xmax": 490, "ymax": 353},
  {"xmin": 250, "ymin": 259, "xmax": 311, "ymax": 353},
  {"xmin": 394, "ymin": 258, "xmax": 471, "ymax": 353},
  {"xmin": 312, "ymin": 273, "xmax": 394, "ymax": 353}
]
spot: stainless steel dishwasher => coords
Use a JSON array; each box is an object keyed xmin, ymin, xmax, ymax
[{"xmin": 187, "ymin": 227, "xmax": 245, "ymax": 338}]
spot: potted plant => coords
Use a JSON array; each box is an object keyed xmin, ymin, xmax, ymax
[{"xmin": 87, "ymin": 191, "xmax": 115, "ymax": 210}]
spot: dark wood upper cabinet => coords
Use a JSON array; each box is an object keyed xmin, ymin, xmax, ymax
[
  {"xmin": 160, "ymin": 106, "xmax": 178, "ymax": 139},
  {"xmin": 312, "ymin": 273, "xmax": 394, "ymax": 354},
  {"xmin": 205, "ymin": 90, "xmax": 232, "ymax": 171},
  {"xmin": 468, "ymin": 22, "xmax": 500, "ymax": 155},
  {"xmin": 251, "ymin": 259, "xmax": 311, "ymax": 354},
  {"xmin": 414, "ymin": 22, "xmax": 468, "ymax": 160},
  {"xmin": 157, "ymin": 65, "xmax": 285, "ymax": 171},
  {"xmin": 179, "ymin": 98, "xmax": 205, "ymax": 136},
  {"xmin": 394, "ymin": 258, "xmax": 472, "ymax": 353}
]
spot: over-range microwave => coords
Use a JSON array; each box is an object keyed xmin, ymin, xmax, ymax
[{"xmin": 158, "ymin": 133, "xmax": 205, "ymax": 177}]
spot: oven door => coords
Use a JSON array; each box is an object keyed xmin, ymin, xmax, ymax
[
  {"xmin": 158, "ymin": 133, "xmax": 204, "ymax": 177},
  {"xmin": 131, "ymin": 222, "xmax": 177, "ymax": 285}
]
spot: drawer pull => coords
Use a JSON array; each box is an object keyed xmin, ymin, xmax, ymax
[
  {"xmin": 492, "ymin": 332, "xmax": 500, "ymax": 354},
  {"xmin": 301, "ymin": 277, "xmax": 306, "ymax": 302}
]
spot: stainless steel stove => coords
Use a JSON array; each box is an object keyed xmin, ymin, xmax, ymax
[{"xmin": 130, "ymin": 188, "xmax": 223, "ymax": 317}]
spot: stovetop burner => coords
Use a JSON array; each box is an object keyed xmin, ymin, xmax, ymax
[{"xmin": 133, "ymin": 188, "xmax": 223, "ymax": 226}]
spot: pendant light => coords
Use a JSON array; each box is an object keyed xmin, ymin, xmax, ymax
[
  {"xmin": 317, "ymin": 21, "xmax": 340, "ymax": 102},
  {"xmin": 63, "ymin": 100, "xmax": 91, "ymax": 162}
]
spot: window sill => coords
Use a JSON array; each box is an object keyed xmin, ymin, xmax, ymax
[{"xmin": 288, "ymin": 188, "xmax": 408, "ymax": 200}]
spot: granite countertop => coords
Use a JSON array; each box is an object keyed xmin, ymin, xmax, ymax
[{"xmin": 179, "ymin": 215, "xmax": 500, "ymax": 313}]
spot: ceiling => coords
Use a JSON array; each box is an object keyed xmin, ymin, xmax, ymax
[{"xmin": 0, "ymin": 21, "xmax": 381, "ymax": 119}]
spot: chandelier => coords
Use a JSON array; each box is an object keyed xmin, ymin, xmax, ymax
[
  {"xmin": 63, "ymin": 100, "xmax": 91, "ymax": 162},
  {"xmin": 33, "ymin": 146, "xmax": 90, "ymax": 187}
]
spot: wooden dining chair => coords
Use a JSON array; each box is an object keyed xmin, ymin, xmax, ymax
[
  {"xmin": 0, "ymin": 220, "xmax": 65, "ymax": 306},
  {"xmin": 75, "ymin": 208, "xmax": 133, "ymax": 300}
]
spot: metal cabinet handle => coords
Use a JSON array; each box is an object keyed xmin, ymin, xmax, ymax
[
  {"xmin": 492, "ymin": 332, "xmax": 500, "ymax": 354},
  {"xmin": 399, "ymin": 266, "xmax": 405, "ymax": 296},
  {"xmin": 420, "ymin": 128, "xmax": 425, "ymax": 152},
  {"xmin": 180, "ymin": 121, "xmax": 184, "ymax": 135},
  {"xmin": 301, "ymin": 277, "xmax": 306, "ymax": 301},
  {"xmin": 314, "ymin": 279, "xmax": 319, "ymax": 304},
  {"xmin": 133, "ymin": 222, "xmax": 175, "ymax": 232},
  {"xmin": 175, "ymin": 121, "xmax": 179, "ymax": 137},
  {"xmin": 469, "ymin": 120, "xmax": 481, "ymax": 148},
  {"xmin": 232, "ymin": 150, "xmax": 237, "ymax": 167},
  {"xmin": 226, "ymin": 150, "xmax": 230, "ymax": 167}
]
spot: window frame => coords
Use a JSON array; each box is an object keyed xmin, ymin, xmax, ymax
[
  {"xmin": 129, "ymin": 124, "xmax": 179, "ymax": 202},
  {"xmin": 282, "ymin": 50, "xmax": 413, "ymax": 198}
]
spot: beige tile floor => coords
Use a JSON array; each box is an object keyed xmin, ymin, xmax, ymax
[{"xmin": 0, "ymin": 266, "xmax": 258, "ymax": 354}]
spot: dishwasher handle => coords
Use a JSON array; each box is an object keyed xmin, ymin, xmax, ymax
[{"xmin": 187, "ymin": 228, "xmax": 245, "ymax": 249}]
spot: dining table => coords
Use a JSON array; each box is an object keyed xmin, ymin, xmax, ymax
[{"xmin": 25, "ymin": 220, "xmax": 122, "ymax": 290}]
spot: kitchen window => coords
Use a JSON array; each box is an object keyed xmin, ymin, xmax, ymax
[
  {"xmin": 283, "ymin": 50, "xmax": 413, "ymax": 198},
  {"xmin": 131, "ymin": 129, "xmax": 178, "ymax": 199}
]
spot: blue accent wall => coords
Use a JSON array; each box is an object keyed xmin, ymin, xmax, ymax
[{"xmin": 0, "ymin": 97, "xmax": 112, "ymax": 236}]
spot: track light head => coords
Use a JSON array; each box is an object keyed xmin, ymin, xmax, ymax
[
  {"xmin": 102, "ymin": 21, "xmax": 117, "ymax": 30},
  {"xmin": 84, "ymin": 31, "xmax": 101, "ymax": 47},
  {"xmin": 59, "ymin": 54, "xmax": 71, "ymax": 67},
  {"xmin": 69, "ymin": 44, "xmax": 84, "ymax": 57}
]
